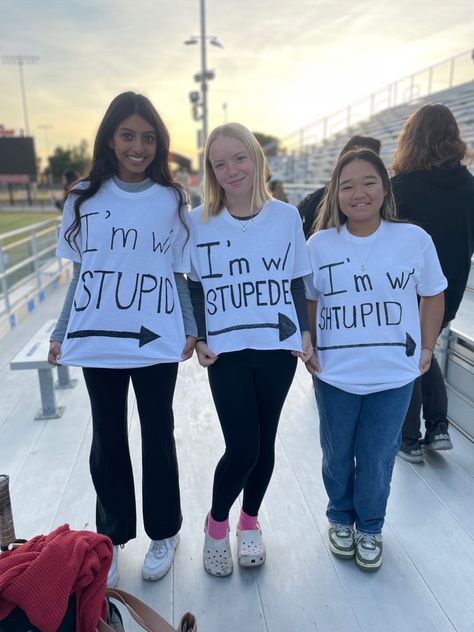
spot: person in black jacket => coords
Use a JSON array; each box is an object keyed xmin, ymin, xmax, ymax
[
  {"xmin": 392, "ymin": 103, "xmax": 474, "ymax": 463},
  {"xmin": 298, "ymin": 135, "xmax": 381, "ymax": 238}
]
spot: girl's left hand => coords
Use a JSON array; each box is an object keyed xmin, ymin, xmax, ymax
[
  {"xmin": 419, "ymin": 347, "xmax": 433, "ymax": 375},
  {"xmin": 181, "ymin": 336, "xmax": 196, "ymax": 361},
  {"xmin": 292, "ymin": 331, "xmax": 314, "ymax": 363}
]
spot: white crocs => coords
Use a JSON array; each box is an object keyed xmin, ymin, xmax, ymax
[
  {"xmin": 236, "ymin": 525, "xmax": 266, "ymax": 567},
  {"xmin": 203, "ymin": 519, "xmax": 233, "ymax": 577}
]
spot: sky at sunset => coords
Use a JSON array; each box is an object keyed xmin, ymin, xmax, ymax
[{"xmin": 1, "ymin": 0, "xmax": 473, "ymax": 169}]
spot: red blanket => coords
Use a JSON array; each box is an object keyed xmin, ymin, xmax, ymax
[{"xmin": 0, "ymin": 524, "xmax": 112, "ymax": 632}]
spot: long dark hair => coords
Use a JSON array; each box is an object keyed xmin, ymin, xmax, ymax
[
  {"xmin": 65, "ymin": 92, "xmax": 187, "ymax": 249},
  {"xmin": 315, "ymin": 149, "xmax": 397, "ymax": 232}
]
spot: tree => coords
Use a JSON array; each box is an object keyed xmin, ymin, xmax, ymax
[
  {"xmin": 253, "ymin": 132, "xmax": 280, "ymax": 156},
  {"xmin": 47, "ymin": 139, "xmax": 91, "ymax": 183}
]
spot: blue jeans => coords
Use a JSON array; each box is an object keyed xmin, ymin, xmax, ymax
[{"xmin": 314, "ymin": 377, "xmax": 414, "ymax": 534}]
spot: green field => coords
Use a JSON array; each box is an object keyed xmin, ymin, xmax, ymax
[{"xmin": 0, "ymin": 212, "xmax": 59, "ymax": 236}]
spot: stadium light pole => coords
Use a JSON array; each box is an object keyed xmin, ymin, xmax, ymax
[
  {"xmin": 184, "ymin": 0, "xmax": 223, "ymax": 179},
  {"xmin": 39, "ymin": 124, "xmax": 54, "ymax": 186},
  {"xmin": 2, "ymin": 55, "xmax": 40, "ymax": 137}
]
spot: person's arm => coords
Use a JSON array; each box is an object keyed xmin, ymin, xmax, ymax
[
  {"xmin": 188, "ymin": 278, "xmax": 218, "ymax": 367},
  {"xmin": 291, "ymin": 277, "xmax": 312, "ymax": 362},
  {"xmin": 291, "ymin": 277, "xmax": 309, "ymax": 332},
  {"xmin": 47, "ymin": 262, "xmax": 81, "ymax": 365},
  {"xmin": 174, "ymin": 272, "xmax": 197, "ymax": 360},
  {"xmin": 419, "ymin": 292, "xmax": 445, "ymax": 374},
  {"xmin": 305, "ymin": 299, "xmax": 320, "ymax": 375}
]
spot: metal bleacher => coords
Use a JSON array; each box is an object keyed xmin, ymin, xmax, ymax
[{"xmin": 268, "ymin": 53, "xmax": 474, "ymax": 442}]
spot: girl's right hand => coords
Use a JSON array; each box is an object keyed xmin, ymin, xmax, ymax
[
  {"xmin": 305, "ymin": 351, "xmax": 321, "ymax": 375},
  {"xmin": 48, "ymin": 341, "xmax": 62, "ymax": 366},
  {"xmin": 195, "ymin": 340, "xmax": 218, "ymax": 367}
]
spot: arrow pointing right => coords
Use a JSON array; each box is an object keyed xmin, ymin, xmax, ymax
[
  {"xmin": 208, "ymin": 312, "xmax": 297, "ymax": 342},
  {"xmin": 67, "ymin": 325, "xmax": 161, "ymax": 348},
  {"xmin": 317, "ymin": 332, "xmax": 416, "ymax": 357}
]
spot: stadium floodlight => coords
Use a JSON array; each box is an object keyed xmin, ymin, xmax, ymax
[{"xmin": 2, "ymin": 55, "xmax": 40, "ymax": 136}]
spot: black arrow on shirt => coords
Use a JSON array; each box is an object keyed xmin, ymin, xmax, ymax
[
  {"xmin": 207, "ymin": 312, "xmax": 297, "ymax": 342},
  {"xmin": 67, "ymin": 325, "xmax": 161, "ymax": 348},
  {"xmin": 316, "ymin": 332, "xmax": 416, "ymax": 357}
]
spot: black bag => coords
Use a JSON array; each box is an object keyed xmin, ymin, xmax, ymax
[
  {"xmin": 0, "ymin": 595, "xmax": 76, "ymax": 632},
  {"xmin": 0, "ymin": 595, "xmax": 125, "ymax": 632}
]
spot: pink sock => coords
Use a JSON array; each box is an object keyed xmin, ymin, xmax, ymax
[
  {"xmin": 207, "ymin": 513, "xmax": 229, "ymax": 539},
  {"xmin": 238, "ymin": 509, "xmax": 258, "ymax": 531}
]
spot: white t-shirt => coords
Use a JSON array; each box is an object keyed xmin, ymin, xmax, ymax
[
  {"xmin": 305, "ymin": 220, "xmax": 447, "ymax": 394},
  {"xmin": 56, "ymin": 179, "xmax": 189, "ymax": 368},
  {"xmin": 189, "ymin": 200, "xmax": 312, "ymax": 355}
]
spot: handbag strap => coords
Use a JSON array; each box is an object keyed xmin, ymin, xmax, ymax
[
  {"xmin": 105, "ymin": 587, "xmax": 177, "ymax": 632},
  {"xmin": 97, "ymin": 617, "xmax": 116, "ymax": 632}
]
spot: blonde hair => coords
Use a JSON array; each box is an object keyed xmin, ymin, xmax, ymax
[
  {"xmin": 392, "ymin": 104, "xmax": 467, "ymax": 174},
  {"xmin": 201, "ymin": 123, "xmax": 272, "ymax": 220},
  {"xmin": 315, "ymin": 149, "xmax": 397, "ymax": 232}
]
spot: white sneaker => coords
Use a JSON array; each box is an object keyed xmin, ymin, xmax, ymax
[
  {"xmin": 355, "ymin": 532, "xmax": 383, "ymax": 572},
  {"xmin": 107, "ymin": 545, "xmax": 119, "ymax": 588},
  {"xmin": 236, "ymin": 525, "xmax": 266, "ymax": 567},
  {"xmin": 142, "ymin": 534, "xmax": 180, "ymax": 581}
]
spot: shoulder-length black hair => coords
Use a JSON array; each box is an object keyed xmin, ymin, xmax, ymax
[
  {"xmin": 65, "ymin": 92, "xmax": 187, "ymax": 249},
  {"xmin": 315, "ymin": 149, "xmax": 397, "ymax": 232}
]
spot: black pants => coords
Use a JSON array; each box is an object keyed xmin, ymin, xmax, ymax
[
  {"xmin": 402, "ymin": 353, "xmax": 449, "ymax": 444},
  {"xmin": 207, "ymin": 349, "xmax": 297, "ymax": 521},
  {"xmin": 82, "ymin": 363, "xmax": 182, "ymax": 545}
]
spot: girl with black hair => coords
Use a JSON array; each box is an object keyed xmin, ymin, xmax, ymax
[
  {"xmin": 305, "ymin": 149, "xmax": 446, "ymax": 571},
  {"xmin": 47, "ymin": 92, "xmax": 196, "ymax": 587}
]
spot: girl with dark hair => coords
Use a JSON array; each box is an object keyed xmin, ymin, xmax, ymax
[
  {"xmin": 188, "ymin": 123, "xmax": 312, "ymax": 576},
  {"xmin": 305, "ymin": 149, "xmax": 446, "ymax": 571},
  {"xmin": 392, "ymin": 104, "xmax": 474, "ymax": 463},
  {"xmin": 47, "ymin": 92, "xmax": 196, "ymax": 587}
]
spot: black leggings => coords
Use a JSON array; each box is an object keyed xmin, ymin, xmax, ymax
[
  {"xmin": 82, "ymin": 363, "xmax": 181, "ymax": 545},
  {"xmin": 207, "ymin": 349, "xmax": 297, "ymax": 521}
]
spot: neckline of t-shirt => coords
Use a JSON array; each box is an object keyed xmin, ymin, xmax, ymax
[
  {"xmin": 342, "ymin": 219, "xmax": 385, "ymax": 243},
  {"xmin": 108, "ymin": 178, "xmax": 160, "ymax": 198},
  {"xmin": 113, "ymin": 175, "xmax": 154, "ymax": 193},
  {"xmin": 222, "ymin": 202, "xmax": 269, "ymax": 227}
]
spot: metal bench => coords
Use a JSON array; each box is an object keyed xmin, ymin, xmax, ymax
[{"xmin": 10, "ymin": 319, "xmax": 77, "ymax": 419}]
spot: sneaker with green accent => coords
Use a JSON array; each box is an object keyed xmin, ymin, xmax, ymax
[
  {"xmin": 328, "ymin": 524, "xmax": 355, "ymax": 559},
  {"xmin": 355, "ymin": 532, "xmax": 383, "ymax": 571}
]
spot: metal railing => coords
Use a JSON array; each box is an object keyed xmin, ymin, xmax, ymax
[
  {"xmin": 0, "ymin": 218, "xmax": 63, "ymax": 315},
  {"xmin": 267, "ymin": 49, "xmax": 474, "ymax": 157}
]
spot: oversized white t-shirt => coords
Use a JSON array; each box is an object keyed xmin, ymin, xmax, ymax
[
  {"xmin": 56, "ymin": 179, "xmax": 189, "ymax": 368},
  {"xmin": 189, "ymin": 200, "xmax": 312, "ymax": 354},
  {"xmin": 305, "ymin": 220, "xmax": 447, "ymax": 394}
]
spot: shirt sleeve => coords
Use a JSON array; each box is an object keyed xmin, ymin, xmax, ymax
[
  {"xmin": 174, "ymin": 272, "xmax": 198, "ymax": 337},
  {"xmin": 50, "ymin": 261, "xmax": 81, "ymax": 342},
  {"xmin": 291, "ymin": 277, "xmax": 310, "ymax": 331},
  {"xmin": 172, "ymin": 204, "xmax": 191, "ymax": 274},
  {"xmin": 188, "ymin": 278, "xmax": 207, "ymax": 339},
  {"xmin": 291, "ymin": 207, "xmax": 312, "ymax": 279},
  {"xmin": 304, "ymin": 272, "xmax": 319, "ymax": 300},
  {"xmin": 417, "ymin": 233, "xmax": 448, "ymax": 296},
  {"xmin": 56, "ymin": 193, "xmax": 82, "ymax": 263},
  {"xmin": 303, "ymin": 234, "xmax": 320, "ymax": 300}
]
